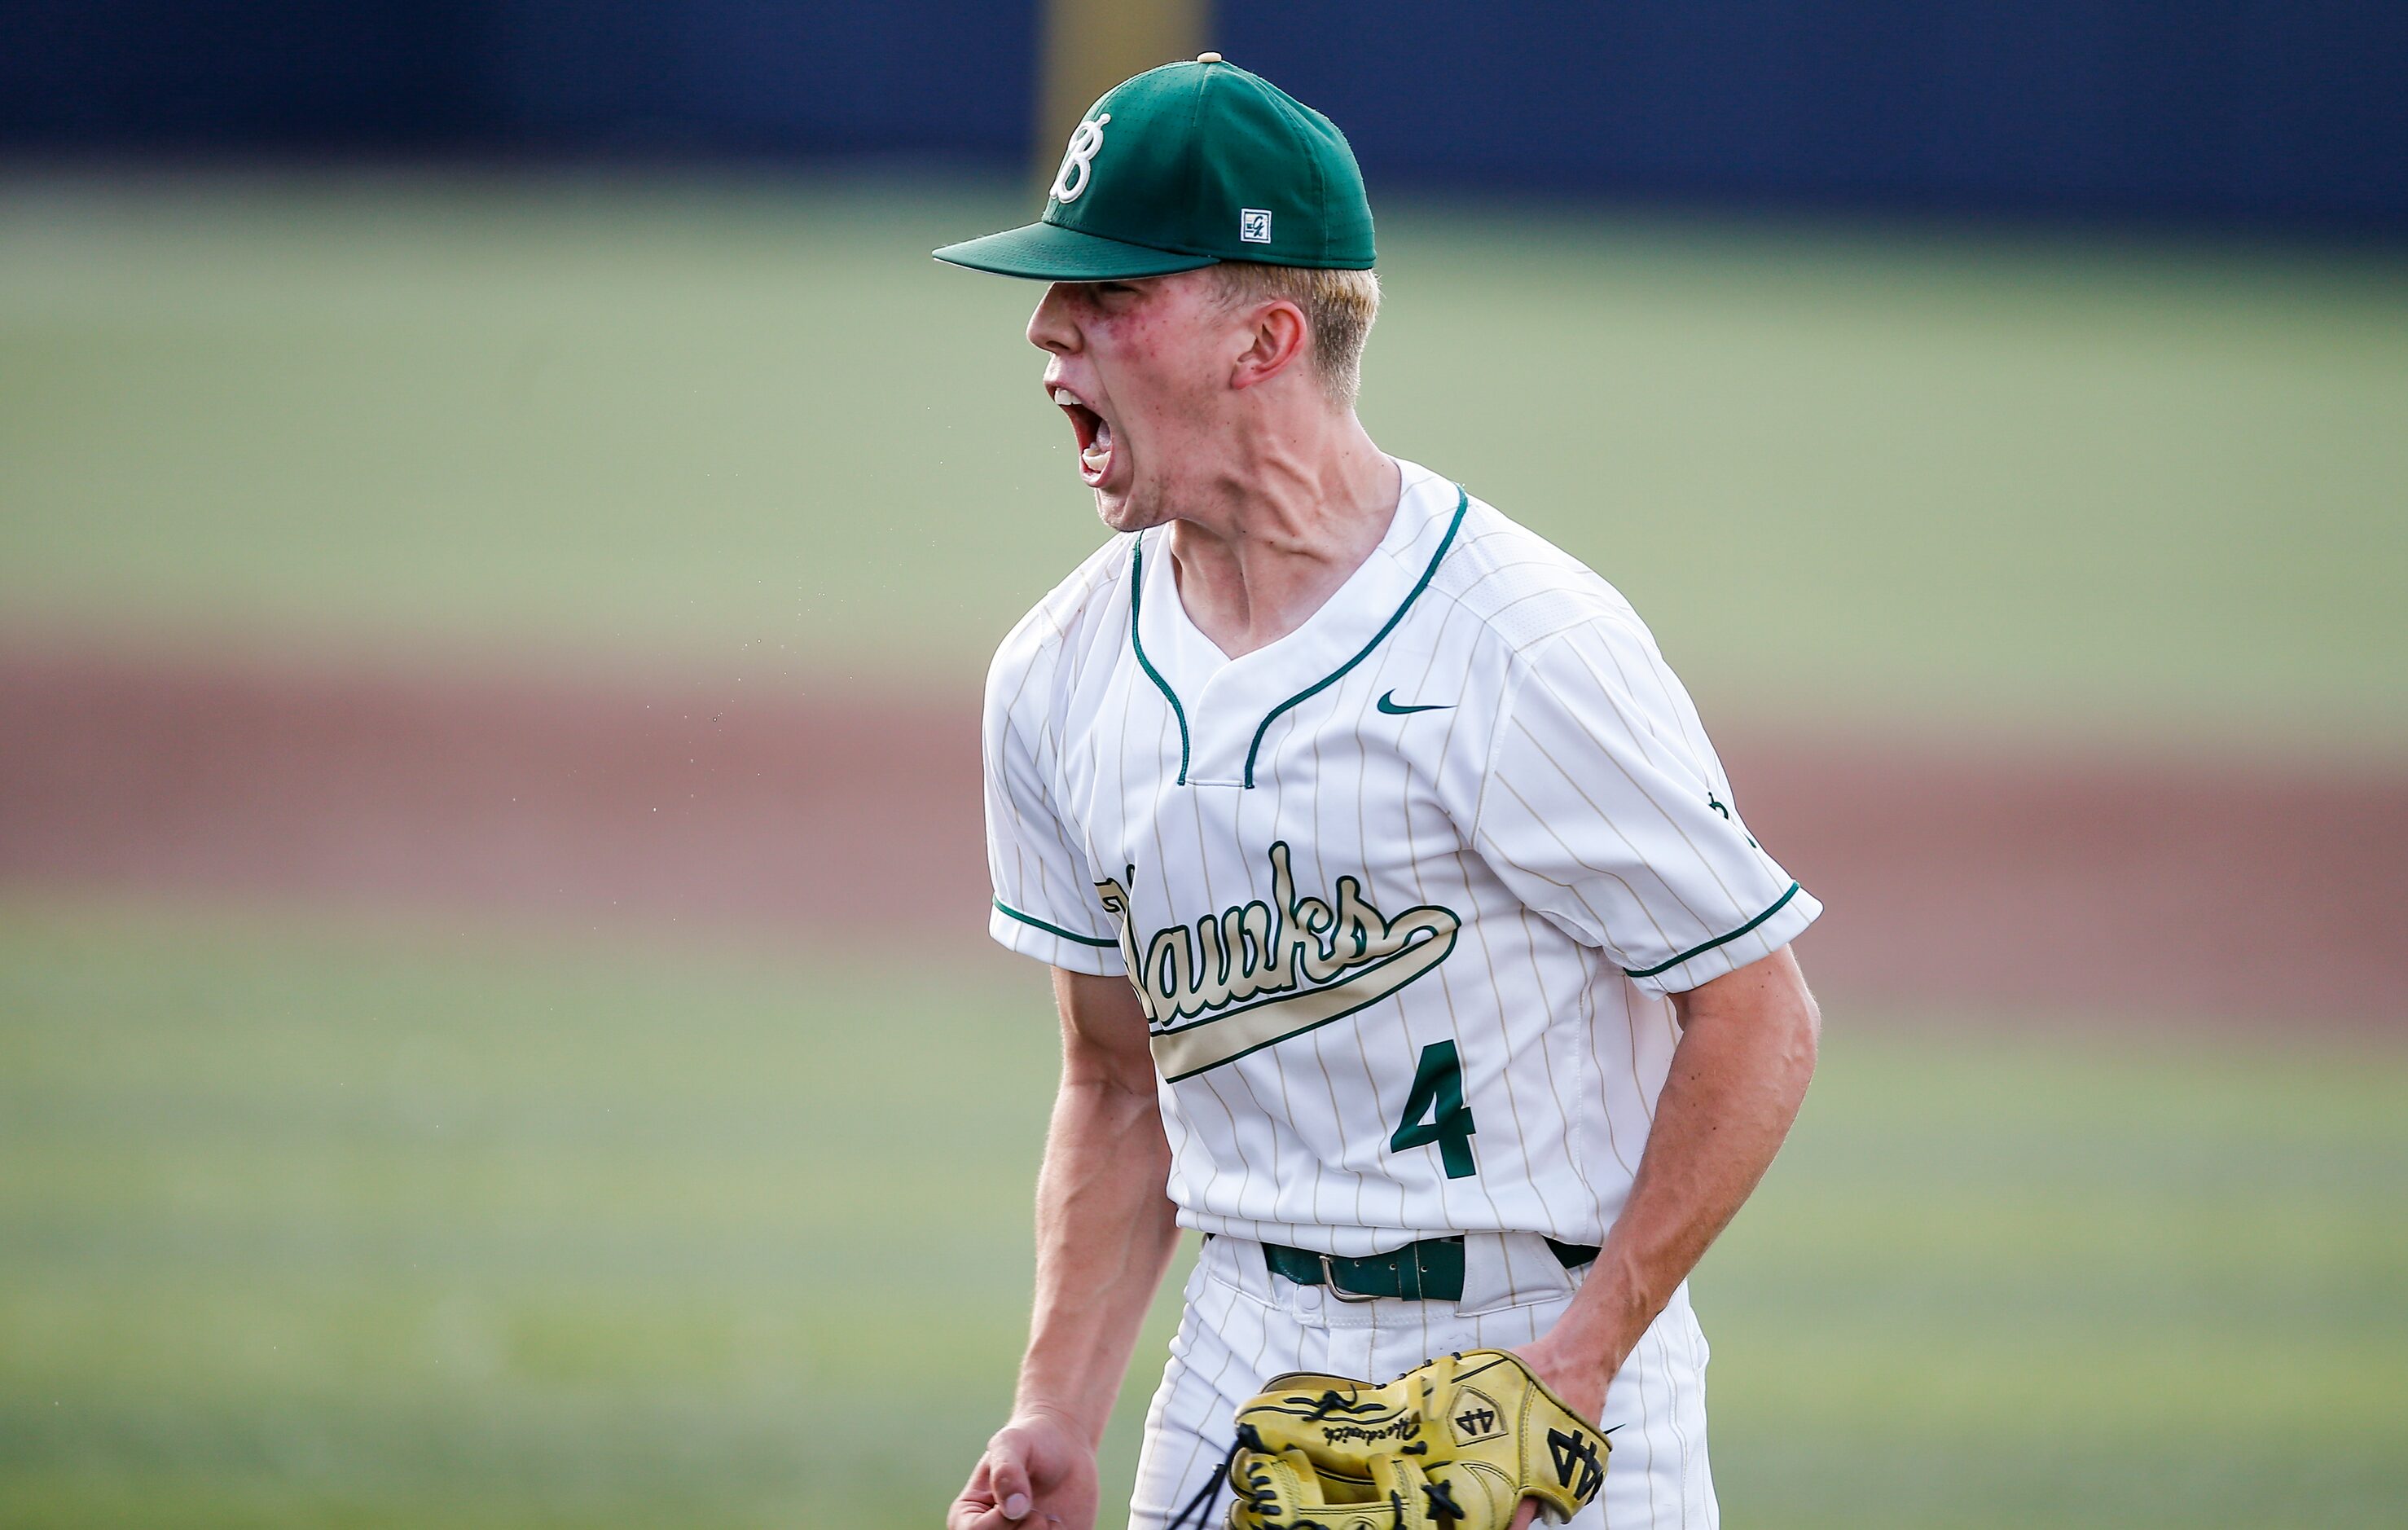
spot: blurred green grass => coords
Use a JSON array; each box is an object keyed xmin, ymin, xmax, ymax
[
  {"xmin": 3, "ymin": 174, "xmax": 2405, "ymax": 743},
  {"xmin": 3, "ymin": 902, "xmax": 2401, "ymax": 1528}
]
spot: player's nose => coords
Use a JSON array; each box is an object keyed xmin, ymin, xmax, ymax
[{"xmin": 1026, "ymin": 284, "xmax": 1080, "ymax": 354}]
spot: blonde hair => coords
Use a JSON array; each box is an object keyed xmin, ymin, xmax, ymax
[{"xmin": 1211, "ymin": 262, "xmax": 1382, "ymax": 409}]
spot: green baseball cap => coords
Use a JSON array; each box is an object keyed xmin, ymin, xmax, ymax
[{"xmin": 934, "ymin": 55, "xmax": 1376, "ymax": 279}]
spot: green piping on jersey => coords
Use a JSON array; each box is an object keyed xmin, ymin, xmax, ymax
[
  {"xmin": 1127, "ymin": 531, "xmax": 1193, "ymax": 785},
  {"xmin": 994, "ymin": 899, "xmax": 1119, "ymax": 948},
  {"xmin": 1623, "ymin": 882, "xmax": 1803, "ymax": 979},
  {"xmin": 1241, "ymin": 486, "xmax": 1470, "ymax": 788}
]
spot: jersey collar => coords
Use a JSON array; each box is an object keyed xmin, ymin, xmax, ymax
[{"xmin": 1131, "ymin": 462, "xmax": 1469, "ymax": 788}]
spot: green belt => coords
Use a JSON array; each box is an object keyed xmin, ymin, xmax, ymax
[{"xmin": 1259, "ymin": 1235, "xmax": 1598, "ymax": 1303}]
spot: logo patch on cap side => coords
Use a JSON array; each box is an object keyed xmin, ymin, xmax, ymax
[
  {"xmin": 1239, "ymin": 208, "xmax": 1272, "ymax": 244},
  {"xmin": 1051, "ymin": 114, "xmax": 1111, "ymax": 204}
]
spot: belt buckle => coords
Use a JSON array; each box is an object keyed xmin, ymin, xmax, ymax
[{"xmin": 1318, "ymin": 1252, "xmax": 1382, "ymax": 1303}]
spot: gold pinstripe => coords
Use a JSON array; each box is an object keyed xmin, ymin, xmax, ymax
[
  {"xmin": 1547, "ymin": 637, "xmax": 1753, "ymax": 912},
  {"xmin": 1388, "ymin": 599, "xmax": 1518, "ymax": 1236},
  {"xmin": 1505, "ymin": 662, "xmax": 1742, "ymax": 930}
]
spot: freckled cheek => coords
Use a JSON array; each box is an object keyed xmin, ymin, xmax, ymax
[
  {"xmin": 1092, "ymin": 328, "xmax": 1169, "ymax": 402},
  {"xmin": 1093, "ymin": 318, "xmax": 1215, "ymax": 437},
  {"xmin": 1104, "ymin": 315, "xmax": 1167, "ymax": 366}
]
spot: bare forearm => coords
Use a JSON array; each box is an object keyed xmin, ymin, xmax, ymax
[
  {"xmin": 1015, "ymin": 1067, "xmax": 1180, "ymax": 1444},
  {"xmin": 1540, "ymin": 948, "xmax": 1818, "ymax": 1391},
  {"xmin": 948, "ymin": 972, "xmax": 1170, "ymax": 1530}
]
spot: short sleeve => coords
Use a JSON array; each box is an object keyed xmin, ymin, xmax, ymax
[
  {"xmin": 983, "ymin": 630, "xmax": 1126, "ymax": 977},
  {"xmin": 1470, "ymin": 615, "xmax": 1821, "ymax": 993}
]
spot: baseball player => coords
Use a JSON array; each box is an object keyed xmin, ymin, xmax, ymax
[{"xmin": 936, "ymin": 56, "xmax": 1822, "ymax": 1530}]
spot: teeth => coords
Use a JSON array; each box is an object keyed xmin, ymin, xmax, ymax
[{"xmin": 1060, "ymin": 390, "xmax": 1110, "ymax": 476}]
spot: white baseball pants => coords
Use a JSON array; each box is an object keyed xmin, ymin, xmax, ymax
[{"xmin": 1127, "ymin": 1233, "xmax": 1718, "ymax": 1530}]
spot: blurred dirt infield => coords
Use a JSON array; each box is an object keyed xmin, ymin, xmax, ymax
[{"xmin": 4, "ymin": 640, "xmax": 2401, "ymax": 1025}]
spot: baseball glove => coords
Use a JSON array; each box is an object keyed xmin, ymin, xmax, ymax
[{"xmin": 1220, "ymin": 1349, "xmax": 1607, "ymax": 1530}]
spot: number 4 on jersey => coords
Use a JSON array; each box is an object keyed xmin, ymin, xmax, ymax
[{"xmin": 1391, "ymin": 1040, "xmax": 1478, "ymax": 1178}]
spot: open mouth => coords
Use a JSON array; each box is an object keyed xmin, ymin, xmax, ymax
[{"xmin": 1052, "ymin": 387, "xmax": 1115, "ymax": 486}]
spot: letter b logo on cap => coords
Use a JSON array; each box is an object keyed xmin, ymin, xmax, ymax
[
  {"xmin": 933, "ymin": 60, "xmax": 1375, "ymax": 279},
  {"xmin": 1051, "ymin": 114, "xmax": 1111, "ymax": 204}
]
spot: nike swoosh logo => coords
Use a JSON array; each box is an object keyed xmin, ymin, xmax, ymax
[{"xmin": 1376, "ymin": 691, "xmax": 1452, "ymax": 715}]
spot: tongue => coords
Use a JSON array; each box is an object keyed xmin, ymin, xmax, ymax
[{"xmin": 1082, "ymin": 416, "xmax": 1113, "ymax": 473}]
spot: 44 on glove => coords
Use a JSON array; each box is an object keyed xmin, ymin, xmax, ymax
[{"xmin": 1224, "ymin": 1348, "xmax": 1607, "ymax": 1530}]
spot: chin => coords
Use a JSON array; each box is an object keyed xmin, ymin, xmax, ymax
[{"xmin": 1091, "ymin": 480, "xmax": 1171, "ymax": 534}]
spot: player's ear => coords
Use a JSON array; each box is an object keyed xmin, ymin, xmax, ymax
[{"xmin": 1230, "ymin": 298, "xmax": 1309, "ymax": 392}]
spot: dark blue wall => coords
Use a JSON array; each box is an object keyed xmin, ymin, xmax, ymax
[
  {"xmin": 1221, "ymin": 2, "xmax": 2408, "ymax": 231},
  {"xmin": 486, "ymin": 2, "xmax": 1039, "ymax": 159},
  {"xmin": 0, "ymin": 2, "xmax": 493, "ymax": 151},
  {"xmin": 2, "ymin": 1, "xmax": 2401, "ymax": 231},
  {"xmin": 0, "ymin": 1, "xmax": 1041, "ymax": 162}
]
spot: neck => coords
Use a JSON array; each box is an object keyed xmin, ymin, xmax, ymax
[{"xmin": 1164, "ymin": 408, "xmax": 1402, "ymax": 660}]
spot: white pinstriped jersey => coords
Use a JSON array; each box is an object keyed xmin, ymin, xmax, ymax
[{"xmin": 984, "ymin": 459, "xmax": 1820, "ymax": 1256}]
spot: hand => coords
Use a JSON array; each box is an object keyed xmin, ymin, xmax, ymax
[
  {"xmin": 948, "ymin": 1408, "xmax": 1100, "ymax": 1530},
  {"xmin": 1505, "ymin": 1334, "xmax": 1613, "ymax": 1530}
]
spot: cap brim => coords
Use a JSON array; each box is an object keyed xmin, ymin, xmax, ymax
[{"xmin": 932, "ymin": 219, "xmax": 1219, "ymax": 279}]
